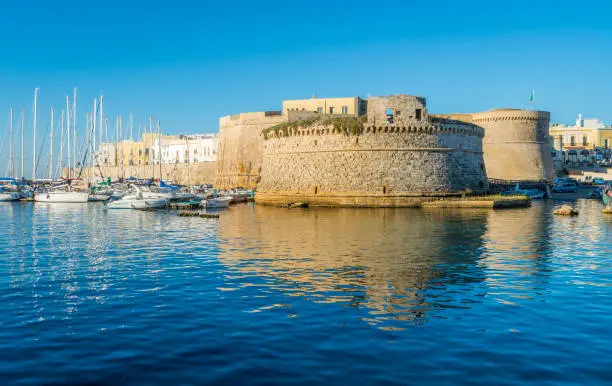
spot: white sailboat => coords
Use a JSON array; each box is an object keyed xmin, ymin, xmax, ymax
[
  {"xmin": 34, "ymin": 184, "xmax": 89, "ymax": 203},
  {"xmin": 202, "ymin": 196, "xmax": 232, "ymax": 208}
]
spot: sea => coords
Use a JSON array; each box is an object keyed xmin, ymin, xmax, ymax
[{"xmin": 0, "ymin": 200, "xmax": 611, "ymax": 385}]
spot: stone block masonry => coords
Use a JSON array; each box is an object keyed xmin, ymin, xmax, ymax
[{"xmin": 256, "ymin": 115, "xmax": 488, "ymax": 206}]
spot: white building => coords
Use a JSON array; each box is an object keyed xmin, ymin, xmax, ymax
[{"xmin": 154, "ymin": 134, "xmax": 218, "ymax": 164}]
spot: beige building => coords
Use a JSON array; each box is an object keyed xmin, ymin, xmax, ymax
[
  {"xmin": 549, "ymin": 114, "xmax": 612, "ymax": 150},
  {"xmin": 282, "ymin": 96, "xmax": 367, "ymax": 116}
]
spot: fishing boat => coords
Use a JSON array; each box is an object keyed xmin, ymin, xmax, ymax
[
  {"xmin": 34, "ymin": 184, "xmax": 89, "ymax": 203},
  {"xmin": 603, "ymin": 184, "xmax": 612, "ymax": 207},
  {"xmin": 106, "ymin": 185, "xmax": 168, "ymax": 209},
  {"xmin": 202, "ymin": 196, "xmax": 232, "ymax": 208}
]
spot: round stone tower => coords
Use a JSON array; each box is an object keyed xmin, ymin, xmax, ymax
[{"xmin": 472, "ymin": 109, "xmax": 554, "ymax": 182}]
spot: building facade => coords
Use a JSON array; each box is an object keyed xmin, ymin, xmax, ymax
[
  {"xmin": 282, "ymin": 96, "xmax": 367, "ymax": 116},
  {"xmin": 549, "ymin": 114, "xmax": 612, "ymax": 150}
]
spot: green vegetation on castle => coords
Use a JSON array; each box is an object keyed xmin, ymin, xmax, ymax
[{"xmin": 263, "ymin": 115, "xmax": 367, "ymax": 137}]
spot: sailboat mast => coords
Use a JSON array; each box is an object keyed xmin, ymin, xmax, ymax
[
  {"xmin": 93, "ymin": 98, "xmax": 98, "ymax": 178},
  {"xmin": 20, "ymin": 108, "xmax": 25, "ymax": 179},
  {"xmin": 66, "ymin": 95, "xmax": 71, "ymax": 179},
  {"xmin": 99, "ymin": 95, "xmax": 103, "ymax": 150},
  {"xmin": 157, "ymin": 120, "xmax": 162, "ymax": 181},
  {"xmin": 149, "ymin": 116, "xmax": 154, "ymax": 181},
  {"xmin": 49, "ymin": 107, "xmax": 54, "ymax": 180},
  {"xmin": 58, "ymin": 109, "xmax": 64, "ymax": 178},
  {"xmin": 32, "ymin": 88, "xmax": 39, "ymax": 180},
  {"xmin": 72, "ymin": 88, "xmax": 77, "ymax": 174},
  {"xmin": 129, "ymin": 112, "xmax": 133, "ymax": 178},
  {"xmin": 9, "ymin": 108, "xmax": 13, "ymax": 178},
  {"xmin": 138, "ymin": 123, "xmax": 142, "ymax": 179}
]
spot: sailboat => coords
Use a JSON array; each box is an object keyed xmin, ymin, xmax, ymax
[{"xmin": 33, "ymin": 89, "xmax": 89, "ymax": 203}]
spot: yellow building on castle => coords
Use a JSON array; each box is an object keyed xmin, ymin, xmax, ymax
[{"xmin": 282, "ymin": 96, "xmax": 367, "ymax": 116}]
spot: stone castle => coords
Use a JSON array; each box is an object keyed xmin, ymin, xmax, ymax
[{"xmin": 215, "ymin": 94, "xmax": 554, "ymax": 207}]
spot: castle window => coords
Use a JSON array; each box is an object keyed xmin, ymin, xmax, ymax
[
  {"xmin": 317, "ymin": 107, "xmax": 323, "ymax": 113},
  {"xmin": 570, "ymin": 136, "xmax": 575, "ymax": 146},
  {"xmin": 583, "ymin": 136, "xmax": 588, "ymax": 146},
  {"xmin": 329, "ymin": 107, "xmax": 334, "ymax": 114},
  {"xmin": 415, "ymin": 109, "xmax": 422, "ymax": 121},
  {"xmin": 341, "ymin": 106, "xmax": 348, "ymax": 114}
]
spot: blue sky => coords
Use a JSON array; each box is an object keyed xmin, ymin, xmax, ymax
[{"xmin": 1, "ymin": 0, "xmax": 611, "ymax": 177}]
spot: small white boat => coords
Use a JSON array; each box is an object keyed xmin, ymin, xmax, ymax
[
  {"xmin": 202, "ymin": 196, "xmax": 233, "ymax": 208},
  {"xmin": 107, "ymin": 185, "xmax": 168, "ymax": 210},
  {"xmin": 34, "ymin": 185, "xmax": 89, "ymax": 203},
  {"xmin": 0, "ymin": 191, "xmax": 20, "ymax": 201}
]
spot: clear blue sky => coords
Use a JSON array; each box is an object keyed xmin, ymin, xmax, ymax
[{"xmin": 1, "ymin": 0, "xmax": 611, "ymax": 177}]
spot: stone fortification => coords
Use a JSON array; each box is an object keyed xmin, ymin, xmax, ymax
[
  {"xmin": 215, "ymin": 111, "xmax": 286, "ymax": 189},
  {"xmin": 256, "ymin": 95, "xmax": 488, "ymax": 207},
  {"xmin": 472, "ymin": 109, "xmax": 554, "ymax": 182}
]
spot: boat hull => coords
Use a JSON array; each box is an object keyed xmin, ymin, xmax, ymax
[
  {"xmin": 89, "ymin": 194, "xmax": 111, "ymax": 202},
  {"xmin": 34, "ymin": 192, "xmax": 89, "ymax": 203},
  {"xmin": 0, "ymin": 192, "xmax": 21, "ymax": 201},
  {"xmin": 203, "ymin": 197, "xmax": 232, "ymax": 208},
  {"xmin": 107, "ymin": 198, "xmax": 168, "ymax": 209},
  {"xmin": 604, "ymin": 192, "xmax": 612, "ymax": 206}
]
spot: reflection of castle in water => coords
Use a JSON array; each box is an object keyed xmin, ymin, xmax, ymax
[{"xmin": 217, "ymin": 206, "xmax": 491, "ymax": 325}]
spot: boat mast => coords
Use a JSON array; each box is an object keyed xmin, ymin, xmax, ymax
[
  {"xmin": 32, "ymin": 88, "xmax": 39, "ymax": 180},
  {"xmin": 99, "ymin": 95, "xmax": 103, "ymax": 151},
  {"xmin": 9, "ymin": 108, "xmax": 13, "ymax": 178},
  {"xmin": 92, "ymin": 98, "xmax": 98, "ymax": 181},
  {"xmin": 138, "ymin": 123, "xmax": 142, "ymax": 179},
  {"xmin": 157, "ymin": 120, "xmax": 162, "ymax": 181},
  {"xmin": 49, "ymin": 107, "xmax": 54, "ymax": 180},
  {"xmin": 129, "ymin": 112, "xmax": 133, "ymax": 178},
  {"xmin": 149, "ymin": 116, "xmax": 154, "ymax": 181},
  {"xmin": 66, "ymin": 95, "xmax": 71, "ymax": 179},
  {"xmin": 58, "ymin": 109, "xmax": 64, "ymax": 178},
  {"xmin": 20, "ymin": 108, "xmax": 25, "ymax": 179},
  {"xmin": 72, "ymin": 88, "xmax": 77, "ymax": 175}
]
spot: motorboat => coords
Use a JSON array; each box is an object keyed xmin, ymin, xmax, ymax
[
  {"xmin": 202, "ymin": 196, "xmax": 232, "ymax": 208},
  {"xmin": 0, "ymin": 187, "xmax": 20, "ymax": 201},
  {"xmin": 503, "ymin": 183, "xmax": 545, "ymax": 199},
  {"xmin": 34, "ymin": 184, "xmax": 89, "ymax": 203},
  {"xmin": 107, "ymin": 185, "xmax": 168, "ymax": 210}
]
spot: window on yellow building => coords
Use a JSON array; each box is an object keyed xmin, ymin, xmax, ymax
[
  {"xmin": 317, "ymin": 107, "xmax": 323, "ymax": 113},
  {"xmin": 605, "ymin": 139, "xmax": 609, "ymax": 149},
  {"xmin": 571, "ymin": 136, "xmax": 575, "ymax": 146},
  {"xmin": 341, "ymin": 106, "xmax": 348, "ymax": 114},
  {"xmin": 329, "ymin": 107, "xmax": 334, "ymax": 114},
  {"xmin": 583, "ymin": 136, "xmax": 588, "ymax": 146}
]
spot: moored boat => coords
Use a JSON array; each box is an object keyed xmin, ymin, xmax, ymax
[
  {"xmin": 202, "ymin": 196, "xmax": 232, "ymax": 208},
  {"xmin": 34, "ymin": 184, "xmax": 89, "ymax": 203},
  {"xmin": 603, "ymin": 184, "xmax": 612, "ymax": 207},
  {"xmin": 107, "ymin": 185, "xmax": 168, "ymax": 210}
]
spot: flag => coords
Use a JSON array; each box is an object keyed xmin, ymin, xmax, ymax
[{"xmin": 529, "ymin": 89, "xmax": 535, "ymax": 104}]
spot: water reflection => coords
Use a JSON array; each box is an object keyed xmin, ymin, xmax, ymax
[{"xmin": 217, "ymin": 206, "xmax": 491, "ymax": 327}]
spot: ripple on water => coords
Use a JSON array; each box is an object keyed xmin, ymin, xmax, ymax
[{"xmin": 0, "ymin": 201, "xmax": 611, "ymax": 384}]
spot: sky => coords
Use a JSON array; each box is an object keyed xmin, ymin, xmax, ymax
[{"xmin": 1, "ymin": 0, "xmax": 611, "ymax": 178}]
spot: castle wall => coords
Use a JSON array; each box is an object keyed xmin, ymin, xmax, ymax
[
  {"xmin": 256, "ymin": 121, "xmax": 488, "ymax": 207},
  {"xmin": 473, "ymin": 109, "xmax": 555, "ymax": 182},
  {"xmin": 215, "ymin": 111, "xmax": 286, "ymax": 189}
]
